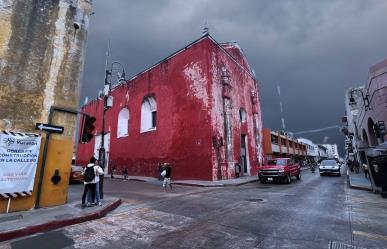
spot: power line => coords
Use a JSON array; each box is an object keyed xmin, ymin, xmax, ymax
[{"xmin": 293, "ymin": 125, "xmax": 340, "ymax": 135}]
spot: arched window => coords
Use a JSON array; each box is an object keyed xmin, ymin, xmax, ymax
[
  {"xmin": 117, "ymin": 108, "xmax": 129, "ymax": 138},
  {"xmin": 141, "ymin": 96, "xmax": 157, "ymax": 132},
  {"xmin": 239, "ymin": 108, "xmax": 247, "ymax": 123}
]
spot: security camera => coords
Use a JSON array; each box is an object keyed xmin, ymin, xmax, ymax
[{"xmin": 73, "ymin": 23, "xmax": 80, "ymax": 30}]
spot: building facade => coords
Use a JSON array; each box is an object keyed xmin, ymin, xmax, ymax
[
  {"xmin": 343, "ymin": 58, "xmax": 387, "ymax": 192},
  {"xmin": 76, "ymin": 34, "xmax": 264, "ymax": 181},
  {"xmin": 262, "ymin": 128, "xmax": 307, "ymax": 163},
  {"xmin": 343, "ymin": 86, "xmax": 365, "ymax": 161},
  {"xmin": 317, "ymin": 145, "xmax": 328, "ymax": 159},
  {"xmin": 321, "ymin": 144, "xmax": 339, "ymax": 158},
  {"xmin": 297, "ymin": 138, "xmax": 319, "ymax": 162},
  {"xmin": 0, "ymin": 0, "xmax": 92, "ymax": 139}
]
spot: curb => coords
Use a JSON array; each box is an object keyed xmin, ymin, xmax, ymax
[
  {"xmin": 0, "ymin": 199, "xmax": 121, "ymax": 242},
  {"xmin": 348, "ymin": 183, "xmax": 373, "ymax": 192},
  {"xmin": 346, "ymin": 169, "xmax": 373, "ymax": 192},
  {"xmin": 172, "ymin": 178, "xmax": 259, "ymax": 187}
]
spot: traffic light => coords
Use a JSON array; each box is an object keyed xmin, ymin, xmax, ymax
[{"xmin": 81, "ymin": 116, "xmax": 96, "ymax": 143}]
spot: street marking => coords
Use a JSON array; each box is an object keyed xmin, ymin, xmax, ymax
[{"xmin": 353, "ymin": 230, "xmax": 387, "ymax": 241}]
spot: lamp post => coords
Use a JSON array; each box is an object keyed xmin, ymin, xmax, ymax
[
  {"xmin": 349, "ymin": 88, "xmax": 371, "ymax": 111},
  {"xmin": 99, "ymin": 61, "xmax": 126, "ymax": 199}
]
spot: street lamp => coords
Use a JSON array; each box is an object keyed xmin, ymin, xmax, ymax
[
  {"xmin": 349, "ymin": 88, "xmax": 371, "ymax": 111},
  {"xmin": 99, "ymin": 61, "xmax": 126, "ymax": 199}
]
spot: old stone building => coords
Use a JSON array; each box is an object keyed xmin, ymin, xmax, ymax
[
  {"xmin": 0, "ymin": 0, "xmax": 92, "ymax": 138},
  {"xmin": 76, "ymin": 34, "xmax": 264, "ymax": 181}
]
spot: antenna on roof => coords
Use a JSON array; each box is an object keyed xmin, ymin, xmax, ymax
[{"xmin": 202, "ymin": 21, "xmax": 209, "ymax": 36}]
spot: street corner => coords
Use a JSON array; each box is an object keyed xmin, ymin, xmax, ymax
[
  {"xmin": 0, "ymin": 198, "xmax": 121, "ymax": 243},
  {"xmin": 62, "ymin": 206, "xmax": 194, "ymax": 249}
]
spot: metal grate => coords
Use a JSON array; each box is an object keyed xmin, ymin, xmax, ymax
[{"xmin": 329, "ymin": 241, "xmax": 366, "ymax": 249}]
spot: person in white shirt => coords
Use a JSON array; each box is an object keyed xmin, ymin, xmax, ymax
[{"xmin": 82, "ymin": 157, "xmax": 104, "ymax": 207}]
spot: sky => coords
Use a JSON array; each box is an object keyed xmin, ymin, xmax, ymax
[{"xmin": 81, "ymin": 0, "xmax": 387, "ymax": 156}]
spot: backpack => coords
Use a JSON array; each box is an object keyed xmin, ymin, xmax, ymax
[{"xmin": 84, "ymin": 166, "xmax": 95, "ymax": 182}]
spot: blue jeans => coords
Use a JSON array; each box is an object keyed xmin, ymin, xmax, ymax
[{"xmin": 87, "ymin": 182, "xmax": 101, "ymax": 203}]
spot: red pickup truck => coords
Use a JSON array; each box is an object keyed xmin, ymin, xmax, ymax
[{"xmin": 257, "ymin": 158, "xmax": 301, "ymax": 184}]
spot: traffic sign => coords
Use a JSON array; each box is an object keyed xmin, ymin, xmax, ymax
[{"xmin": 35, "ymin": 123, "xmax": 64, "ymax": 134}]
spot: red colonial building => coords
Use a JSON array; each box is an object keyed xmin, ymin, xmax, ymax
[{"xmin": 76, "ymin": 34, "xmax": 263, "ymax": 181}]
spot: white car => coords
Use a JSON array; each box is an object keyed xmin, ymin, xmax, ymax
[{"xmin": 319, "ymin": 159, "xmax": 341, "ymax": 176}]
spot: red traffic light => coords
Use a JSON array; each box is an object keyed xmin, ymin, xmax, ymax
[{"xmin": 81, "ymin": 116, "xmax": 96, "ymax": 143}]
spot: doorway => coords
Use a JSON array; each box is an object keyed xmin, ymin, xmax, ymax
[{"xmin": 240, "ymin": 135, "xmax": 250, "ymax": 175}]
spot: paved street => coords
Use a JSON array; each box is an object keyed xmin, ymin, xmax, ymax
[{"xmin": 1, "ymin": 169, "xmax": 387, "ymax": 249}]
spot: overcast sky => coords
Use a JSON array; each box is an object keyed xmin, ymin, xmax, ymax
[{"xmin": 81, "ymin": 0, "xmax": 387, "ymax": 155}]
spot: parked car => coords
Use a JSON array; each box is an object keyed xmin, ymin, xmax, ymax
[
  {"xmin": 70, "ymin": 165, "xmax": 84, "ymax": 183},
  {"xmin": 257, "ymin": 158, "xmax": 301, "ymax": 184},
  {"xmin": 319, "ymin": 159, "xmax": 341, "ymax": 176}
]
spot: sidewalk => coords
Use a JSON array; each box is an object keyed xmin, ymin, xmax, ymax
[
  {"xmin": 110, "ymin": 174, "xmax": 259, "ymax": 187},
  {"xmin": 347, "ymin": 169, "xmax": 373, "ymax": 192},
  {"xmin": 0, "ymin": 196, "xmax": 121, "ymax": 242}
]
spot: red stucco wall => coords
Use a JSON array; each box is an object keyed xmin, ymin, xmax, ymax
[{"xmin": 76, "ymin": 36, "xmax": 263, "ymax": 181}]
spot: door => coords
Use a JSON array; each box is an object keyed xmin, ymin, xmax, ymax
[{"xmin": 240, "ymin": 135, "xmax": 250, "ymax": 175}]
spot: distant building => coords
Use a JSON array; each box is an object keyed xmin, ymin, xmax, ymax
[
  {"xmin": 297, "ymin": 138, "xmax": 318, "ymax": 162},
  {"xmin": 321, "ymin": 144, "xmax": 339, "ymax": 158},
  {"xmin": 0, "ymin": 0, "xmax": 92, "ymax": 139},
  {"xmin": 317, "ymin": 145, "xmax": 328, "ymax": 160},
  {"xmin": 77, "ymin": 34, "xmax": 264, "ymax": 181},
  {"xmin": 262, "ymin": 128, "xmax": 307, "ymax": 163}
]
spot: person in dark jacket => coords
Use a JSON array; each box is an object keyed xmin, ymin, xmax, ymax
[{"xmin": 162, "ymin": 163, "xmax": 172, "ymax": 191}]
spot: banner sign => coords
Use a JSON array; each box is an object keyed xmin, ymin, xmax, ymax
[{"xmin": 0, "ymin": 131, "xmax": 41, "ymax": 198}]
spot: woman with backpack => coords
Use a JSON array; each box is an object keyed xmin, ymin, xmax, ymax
[{"xmin": 82, "ymin": 157, "xmax": 104, "ymax": 207}]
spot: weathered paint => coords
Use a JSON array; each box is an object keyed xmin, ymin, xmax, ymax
[
  {"xmin": 0, "ymin": 0, "xmax": 92, "ymax": 139},
  {"xmin": 77, "ymin": 35, "xmax": 263, "ymax": 181}
]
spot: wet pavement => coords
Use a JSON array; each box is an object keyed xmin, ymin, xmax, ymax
[{"xmin": 1, "ymin": 168, "xmax": 386, "ymax": 249}]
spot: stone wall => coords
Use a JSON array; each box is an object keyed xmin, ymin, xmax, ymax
[{"xmin": 0, "ymin": 0, "xmax": 92, "ymax": 139}]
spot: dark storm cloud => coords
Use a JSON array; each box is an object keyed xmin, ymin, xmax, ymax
[{"xmin": 81, "ymin": 0, "xmax": 387, "ymax": 154}]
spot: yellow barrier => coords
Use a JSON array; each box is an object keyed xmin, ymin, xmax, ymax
[{"xmin": 0, "ymin": 136, "xmax": 73, "ymax": 213}]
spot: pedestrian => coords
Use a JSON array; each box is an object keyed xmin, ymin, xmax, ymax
[
  {"xmin": 123, "ymin": 167, "xmax": 128, "ymax": 180},
  {"xmin": 353, "ymin": 160, "xmax": 360, "ymax": 174},
  {"xmin": 111, "ymin": 166, "xmax": 116, "ymax": 179},
  {"xmin": 85, "ymin": 157, "xmax": 104, "ymax": 206},
  {"xmin": 82, "ymin": 157, "xmax": 98, "ymax": 207},
  {"xmin": 162, "ymin": 163, "xmax": 172, "ymax": 191},
  {"xmin": 158, "ymin": 163, "xmax": 164, "ymax": 181},
  {"xmin": 347, "ymin": 159, "xmax": 354, "ymax": 172},
  {"xmin": 363, "ymin": 163, "xmax": 369, "ymax": 179}
]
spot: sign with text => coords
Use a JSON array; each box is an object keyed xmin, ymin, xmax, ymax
[{"xmin": 0, "ymin": 132, "xmax": 42, "ymax": 196}]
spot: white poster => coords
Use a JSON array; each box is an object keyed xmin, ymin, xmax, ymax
[{"xmin": 0, "ymin": 132, "xmax": 42, "ymax": 196}]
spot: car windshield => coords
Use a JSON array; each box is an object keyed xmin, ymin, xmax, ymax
[
  {"xmin": 321, "ymin": 160, "xmax": 336, "ymax": 166},
  {"xmin": 268, "ymin": 159, "xmax": 287, "ymax": 166}
]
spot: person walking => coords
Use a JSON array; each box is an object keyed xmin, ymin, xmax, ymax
[
  {"xmin": 111, "ymin": 166, "xmax": 116, "ymax": 179},
  {"xmin": 82, "ymin": 157, "xmax": 102, "ymax": 207},
  {"xmin": 123, "ymin": 167, "xmax": 128, "ymax": 180},
  {"xmin": 363, "ymin": 163, "xmax": 370, "ymax": 179},
  {"xmin": 162, "ymin": 163, "xmax": 172, "ymax": 191},
  {"xmin": 92, "ymin": 159, "xmax": 104, "ymax": 206},
  {"xmin": 354, "ymin": 160, "xmax": 360, "ymax": 174},
  {"xmin": 158, "ymin": 163, "xmax": 164, "ymax": 181}
]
